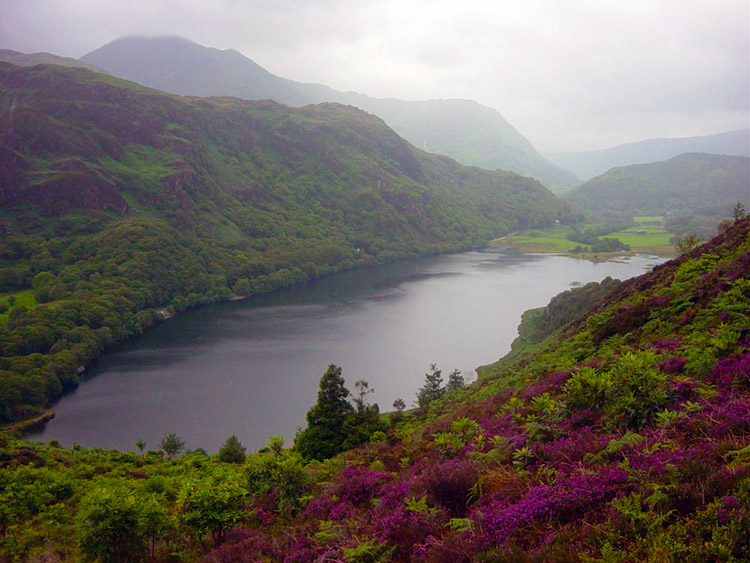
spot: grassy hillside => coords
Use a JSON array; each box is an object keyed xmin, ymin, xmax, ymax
[
  {"xmin": 80, "ymin": 36, "xmax": 579, "ymax": 191},
  {"xmin": 1, "ymin": 218, "xmax": 747, "ymax": 561},
  {"xmin": 567, "ymin": 153, "xmax": 750, "ymax": 216},
  {"xmin": 0, "ymin": 61, "xmax": 576, "ymax": 423}
]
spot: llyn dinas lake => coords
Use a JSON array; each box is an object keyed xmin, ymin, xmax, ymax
[{"xmin": 30, "ymin": 250, "xmax": 665, "ymax": 453}]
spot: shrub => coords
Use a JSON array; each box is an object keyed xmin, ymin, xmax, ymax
[
  {"xmin": 177, "ymin": 468, "xmax": 248, "ymax": 546},
  {"xmin": 418, "ymin": 458, "xmax": 480, "ymax": 517},
  {"xmin": 564, "ymin": 367, "xmax": 611, "ymax": 411},
  {"xmin": 77, "ymin": 481, "xmax": 166, "ymax": 562}
]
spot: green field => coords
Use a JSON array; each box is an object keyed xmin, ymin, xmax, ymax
[
  {"xmin": 608, "ymin": 226, "xmax": 672, "ymax": 248},
  {"xmin": 499, "ymin": 227, "xmax": 582, "ymax": 253},
  {"xmin": 0, "ymin": 289, "xmax": 37, "ymax": 324},
  {"xmin": 497, "ymin": 218, "xmax": 675, "ymax": 257}
]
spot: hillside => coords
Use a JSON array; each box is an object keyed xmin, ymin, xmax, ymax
[
  {"xmin": 0, "ymin": 48, "xmax": 104, "ymax": 73},
  {"xmin": 1, "ymin": 218, "xmax": 747, "ymax": 561},
  {"xmin": 547, "ymin": 129, "xmax": 750, "ymax": 180},
  {"xmin": 0, "ymin": 61, "xmax": 576, "ymax": 423},
  {"xmin": 567, "ymin": 153, "xmax": 750, "ymax": 215},
  {"xmin": 80, "ymin": 36, "xmax": 579, "ymax": 191}
]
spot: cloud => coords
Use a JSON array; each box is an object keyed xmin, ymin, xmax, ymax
[{"xmin": 0, "ymin": 0, "xmax": 747, "ymax": 151}]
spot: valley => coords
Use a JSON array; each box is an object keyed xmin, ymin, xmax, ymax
[{"xmin": 0, "ymin": 8, "xmax": 748, "ymax": 559}]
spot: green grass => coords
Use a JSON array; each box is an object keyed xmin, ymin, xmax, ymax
[
  {"xmin": 502, "ymin": 230, "xmax": 581, "ymax": 253},
  {"xmin": 609, "ymin": 227, "xmax": 673, "ymax": 248},
  {"xmin": 0, "ymin": 289, "xmax": 37, "ymax": 324},
  {"xmin": 497, "ymin": 220, "xmax": 675, "ymax": 256}
]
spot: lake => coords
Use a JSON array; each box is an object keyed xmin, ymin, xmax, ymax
[{"xmin": 29, "ymin": 250, "xmax": 665, "ymax": 453}]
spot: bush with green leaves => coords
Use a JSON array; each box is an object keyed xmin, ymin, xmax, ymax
[
  {"xmin": 77, "ymin": 481, "xmax": 166, "ymax": 562},
  {"xmin": 176, "ymin": 468, "xmax": 248, "ymax": 547},
  {"xmin": 564, "ymin": 366, "xmax": 612, "ymax": 411},
  {"xmin": 606, "ymin": 351, "xmax": 668, "ymax": 429}
]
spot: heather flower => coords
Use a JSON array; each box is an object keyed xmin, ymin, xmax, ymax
[
  {"xmin": 519, "ymin": 370, "xmax": 572, "ymax": 399},
  {"xmin": 205, "ymin": 528, "xmax": 281, "ymax": 562},
  {"xmin": 652, "ymin": 339, "xmax": 680, "ymax": 351},
  {"xmin": 673, "ymin": 378, "xmax": 698, "ymax": 400},
  {"xmin": 538, "ymin": 429, "xmax": 610, "ymax": 465},
  {"xmin": 710, "ymin": 353, "xmax": 750, "ymax": 389},
  {"xmin": 332, "ymin": 466, "xmax": 392, "ymax": 507},
  {"xmin": 659, "ymin": 356, "xmax": 686, "ymax": 374},
  {"xmin": 477, "ymin": 467, "xmax": 629, "ymax": 545}
]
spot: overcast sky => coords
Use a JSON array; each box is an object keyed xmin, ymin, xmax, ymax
[{"xmin": 1, "ymin": 0, "xmax": 748, "ymax": 152}]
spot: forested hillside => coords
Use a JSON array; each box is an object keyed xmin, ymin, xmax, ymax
[
  {"xmin": 567, "ymin": 153, "xmax": 750, "ymax": 216},
  {"xmin": 0, "ymin": 61, "xmax": 576, "ymax": 423},
  {"xmin": 1, "ymin": 218, "xmax": 747, "ymax": 561},
  {"xmin": 80, "ymin": 36, "xmax": 579, "ymax": 190}
]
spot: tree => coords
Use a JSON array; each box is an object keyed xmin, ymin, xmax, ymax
[
  {"xmin": 159, "ymin": 433, "xmax": 185, "ymax": 458},
  {"xmin": 415, "ymin": 364, "xmax": 445, "ymax": 408},
  {"xmin": 446, "ymin": 369, "xmax": 466, "ymax": 391},
  {"xmin": 217, "ymin": 435, "xmax": 246, "ymax": 464},
  {"xmin": 267, "ymin": 435, "xmax": 285, "ymax": 455},
  {"xmin": 732, "ymin": 201, "xmax": 747, "ymax": 220},
  {"xmin": 389, "ymin": 397, "xmax": 407, "ymax": 427},
  {"xmin": 294, "ymin": 364, "xmax": 354, "ymax": 460},
  {"xmin": 135, "ymin": 439, "xmax": 146, "ymax": 456},
  {"xmin": 675, "ymin": 234, "xmax": 703, "ymax": 255},
  {"xmin": 353, "ymin": 379, "xmax": 375, "ymax": 412},
  {"xmin": 342, "ymin": 383, "xmax": 385, "ymax": 450}
]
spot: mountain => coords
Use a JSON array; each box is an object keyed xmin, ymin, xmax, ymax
[
  {"xmin": 0, "ymin": 48, "xmax": 104, "ymax": 73},
  {"xmin": 0, "ymin": 61, "xmax": 576, "ymax": 422},
  {"xmin": 3, "ymin": 217, "xmax": 748, "ymax": 560},
  {"xmin": 566, "ymin": 153, "xmax": 750, "ymax": 215},
  {"xmin": 547, "ymin": 129, "xmax": 750, "ymax": 180},
  {"xmin": 80, "ymin": 36, "xmax": 579, "ymax": 191}
]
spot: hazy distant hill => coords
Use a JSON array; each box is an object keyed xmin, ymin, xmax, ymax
[
  {"xmin": 81, "ymin": 36, "xmax": 578, "ymax": 191},
  {"xmin": 0, "ymin": 48, "xmax": 104, "ymax": 73},
  {"xmin": 567, "ymin": 153, "xmax": 750, "ymax": 215},
  {"xmin": 547, "ymin": 129, "xmax": 750, "ymax": 180}
]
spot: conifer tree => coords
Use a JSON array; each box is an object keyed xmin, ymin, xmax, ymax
[
  {"xmin": 415, "ymin": 364, "xmax": 445, "ymax": 408},
  {"xmin": 294, "ymin": 365, "xmax": 354, "ymax": 460},
  {"xmin": 217, "ymin": 435, "xmax": 246, "ymax": 464}
]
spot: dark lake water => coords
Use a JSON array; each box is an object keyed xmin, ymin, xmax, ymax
[{"xmin": 30, "ymin": 250, "xmax": 665, "ymax": 453}]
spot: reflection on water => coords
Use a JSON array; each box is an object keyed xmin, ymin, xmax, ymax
[{"xmin": 30, "ymin": 251, "xmax": 665, "ymax": 453}]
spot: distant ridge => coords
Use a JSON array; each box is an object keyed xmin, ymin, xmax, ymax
[
  {"xmin": 547, "ymin": 129, "xmax": 750, "ymax": 180},
  {"xmin": 81, "ymin": 36, "xmax": 579, "ymax": 191},
  {"xmin": 0, "ymin": 48, "xmax": 105, "ymax": 73},
  {"xmin": 566, "ymin": 152, "xmax": 750, "ymax": 215}
]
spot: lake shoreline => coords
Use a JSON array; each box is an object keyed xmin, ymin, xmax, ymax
[{"xmin": 26, "ymin": 251, "xmax": 666, "ymax": 453}]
